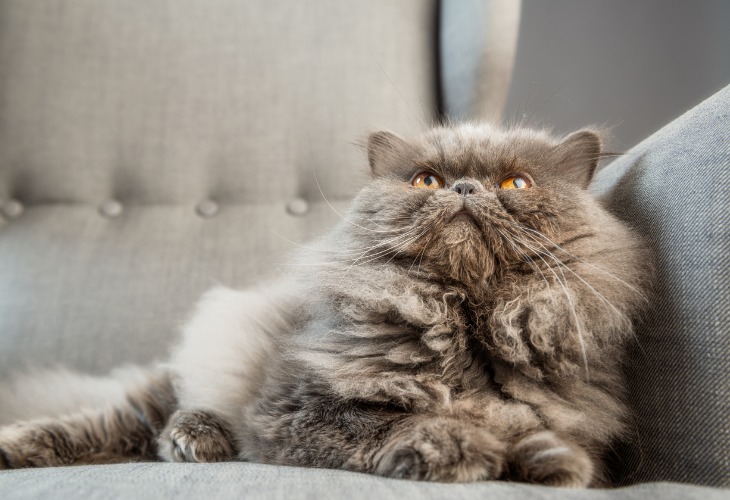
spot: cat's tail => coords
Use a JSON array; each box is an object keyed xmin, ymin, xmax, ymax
[
  {"xmin": 0, "ymin": 366, "xmax": 173, "ymax": 426},
  {"xmin": 0, "ymin": 366, "xmax": 177, "ymax": 467}
]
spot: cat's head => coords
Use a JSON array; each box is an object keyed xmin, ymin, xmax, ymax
[{"xmin": 347, "ymin": 124, "xmax": 605, "ymax": 286}]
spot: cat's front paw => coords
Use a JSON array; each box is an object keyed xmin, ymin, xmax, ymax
[
  {"xmin": 157, "ymin": 410, "xmax": 235, "ymax": 463},
  {"xmin": 374, "ymin": 418, "xmax": 505, "ymax": 482},
  {"xmin": 506, "ymin": 431, "xmax": 593, "ymax": 487}
]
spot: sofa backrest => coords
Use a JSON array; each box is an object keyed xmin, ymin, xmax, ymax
[{"xmin": 0, "ymin": 0, "xmax": 447, "ymax": 373}]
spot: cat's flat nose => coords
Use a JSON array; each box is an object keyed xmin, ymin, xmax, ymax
[{"xmin": 452, "ymin": 180, "xmax": 480, "ymax": 197}]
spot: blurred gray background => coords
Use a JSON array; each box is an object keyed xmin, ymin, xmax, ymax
[{"xmin": 503, "ymin": 0, "xmax": 730, "ymax": 152}]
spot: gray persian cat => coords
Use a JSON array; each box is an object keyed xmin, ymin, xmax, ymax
[{"xmin": 0, "ymin": 124, "xmax": 651, "ymax": 487}]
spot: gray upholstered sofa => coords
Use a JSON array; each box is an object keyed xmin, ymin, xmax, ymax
[{"xmin": 0, "ymin": 1, "xmax": 727, "ymax": 498}]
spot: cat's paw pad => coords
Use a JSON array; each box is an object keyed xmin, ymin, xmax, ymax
[
  {"xmin": 506, "ymin": 431, "xmax": 593, "ymax": 487},
  {"xmin": 375, "ymin": 419, "xmax": 505, "ymax": 482},
  {"xmin": 160, "ymin": 410, "xmax": 235, "ymax": 463}
]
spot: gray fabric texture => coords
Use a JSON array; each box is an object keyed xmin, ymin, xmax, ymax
[
  {"xmin": 0, "ymin": 0, "xmax": 438, "ymax": 374},
  {"xmin": 592, "ymin": 84, "xmax": 730, "ymax": 487},
  {"xmin": 0, "ymin": 0, "xmax": 439, "ymax": 206},
  {"xmin": 0, "ymin": 202, "xmax": 347, "ymax": 373},
  {"xmin": 1, "ymin": 463, "xmax": 728, "ymax": 500}
]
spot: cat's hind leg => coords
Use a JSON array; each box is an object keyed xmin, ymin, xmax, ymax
[
  {"xmin": 169, "ymin": 285, "xmax": 296, "ymax": 427},
  {"xmin": 165, "ymin": 284, "xmax": 298, "ymax": 462},
  {"xmin": 0, "ymin": 371, "xmax": 174, "ymax": 468}
]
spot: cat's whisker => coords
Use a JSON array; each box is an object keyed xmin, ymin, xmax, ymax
[
  {"xmin": 530, "ymin": 241, "xmax": 626, "ymax": 320},
  {"xmin": 346, "ymin": 226, "xmax": 427, "ymax": 267},
  {"xmin": 308, "ymin": 143, "xmax": 404, "ymax": 235},
  {"xmin": 277, "ymin": 262, "xmax": 343, "ymax": 268},
  {"xmin": 500, "ymin": 235, "xmax": 589, "ymax": 380},
  {"xmin": 271, "ymin": 230, "xmax": 375, "ymax": 257},
  {"xmin": 505, "ymin": 222, "xmax": 636, "ymax": 351},
  {"xmin": 504, "ymin": 225, "xmax": 619, "ymax": 309},
  {"xmin": 501, "ymin": 220, "xmax": 641, "ymax": 323},
  {"xmin": 271, "ymin": 229, "xmax": 417, "ymax": 258},
  {"xmin": 356, "ymin": 228, "xmax": 429, "ymax": 270},
  {"xmin": 335, "ymin": 227, "xmax": 428, "ymax": 282},
  {"xmin": 368, "ymin": 50, "xmax": 428, "ymax": 129},
  {"xmin": 408, "ymin": 238, "xmax": 429, "ymax": 274},
  {"xmin": 382, "ymin": 229, "xmax": 430, "ymax": 267},
  {"xmin": 512, "ymin": 232, "xmax": 644, "ymax": 350},
  {"xmin": 495, "ymin": 228, "xmax": 551, "ymax": 291},
  {"xmin": 513, "ymin": 225, "xmax": 643, "ymax": 295},
  {"xmin": 350, "ymin": 228, "xmax": 430, "ymax": 273},
  {"xmin": 416, "ymin": 233, "xmax": 436, "ymax": 274},
  {"xmin": 347, "ymin": 212, "xmax": 417, "ymax": 229},
  {"xmin": 503, "ymin": 228, "xmax": 590, "ymax": 380}
]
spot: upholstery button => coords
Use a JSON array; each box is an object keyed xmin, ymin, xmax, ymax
[
  {"xmin": 286, "ymin": 198, "xmax": 309, "ymax": 216},
  {"xmin": 1, "ymin": 199, "xmax": 24, "ymax": 219},
  {"xmin": 99, "ymin": 200, "xmax": 123, "ymax": 218},
  {"xmin": 196, "ymin": 200, "xmax": 219, "ymax": 218}
]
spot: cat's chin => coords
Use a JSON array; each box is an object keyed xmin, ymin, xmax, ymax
[{"xmin": 427, "ymin": 225, "xmax": 496, "ymax": 286}]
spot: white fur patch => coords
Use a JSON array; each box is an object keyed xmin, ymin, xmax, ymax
[
  {"xmin": 0, "ymin": 366, "xmax": 151, "ymax": 426},
  {"xmin": 167, "ymin": 283, "xmax": 299, "ymax": 434}
]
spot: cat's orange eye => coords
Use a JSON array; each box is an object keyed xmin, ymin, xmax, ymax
[
  {"xmin": 412, "ymin": 172, "xmax": 444, "ymax": 190},
  {"xmin": 500, "ymin": 175, "xmax": 532, "ymax": 190}
]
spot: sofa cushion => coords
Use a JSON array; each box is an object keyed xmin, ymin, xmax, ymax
[
  {"xmin": 592, "ymin": 84, "xmax": 730, "ymax": 486},
  {"xmin": 0, "ymin": 462, "xmax": 726, "ymax": 500}
]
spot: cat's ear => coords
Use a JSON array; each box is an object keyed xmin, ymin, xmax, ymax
[
  {"xmin": 552, "ymin": 129, "xmax": 602, "ymax": 188},
  {"xmin": 367, "ymin": 130, "xmax": 409, "ymax": 177}
]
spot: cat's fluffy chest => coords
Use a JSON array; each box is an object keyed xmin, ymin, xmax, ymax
[{"xmin": 294, "ymin": 265, "xmax": 527, "ymax": 409}]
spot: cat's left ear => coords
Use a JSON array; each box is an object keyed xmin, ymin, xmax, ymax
[{"xmin": 552, "ymin": 129, "xmax": 602, "ymax": 188}]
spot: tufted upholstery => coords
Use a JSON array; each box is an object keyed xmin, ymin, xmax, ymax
[
  {"xmin": 0, "ymin": 0, "xmax": 449, "ymax": 373},
  {"xmin": 0, "ymin": 0, "xmax": 525, "ymax": 375}
]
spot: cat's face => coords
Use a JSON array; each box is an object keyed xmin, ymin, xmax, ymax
[{"xmin": 349, "ymin": 124, "xmax": 603, "ymax": 285}]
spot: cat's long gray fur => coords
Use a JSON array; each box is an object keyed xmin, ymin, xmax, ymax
[{"xmin": 0, "ymin": 124, "xmax": 652, "ymax": 487}]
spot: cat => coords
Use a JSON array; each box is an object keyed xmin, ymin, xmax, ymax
[{"xmin": 0, "ymin": 124, "xmax": 652, "ymax": 487}]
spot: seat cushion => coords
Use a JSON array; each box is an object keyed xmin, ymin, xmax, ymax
[{"xmin": 0, "ymin": 462, "xmax": 726, "ymax": 500}]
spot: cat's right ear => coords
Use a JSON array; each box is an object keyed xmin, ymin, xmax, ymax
[
  {"xmin": 367, "ymin": 130, "xmax": 409, "ymax": 177},
  {"xmin": 552, "ymin": 129, "xmax": 603, "ymax": 188}
]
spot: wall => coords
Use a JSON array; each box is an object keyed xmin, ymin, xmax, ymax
[{"xmin": 503, "ymin": 0, "xmax": 730, "ymax": 151}]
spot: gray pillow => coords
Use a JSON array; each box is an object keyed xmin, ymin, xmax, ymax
[{"xmin": 592, "ymin": 84, "xmax": 730, "ymax": 486}]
